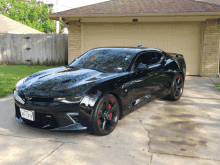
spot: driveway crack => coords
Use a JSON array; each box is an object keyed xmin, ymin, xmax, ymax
[
  {"xmin": 54, "ymin": 139, "xmax": 144, "ymax": 152},
  {"xmin": 209, "ymin": 77, "xmax": 214, "ymax": 83},
  {"xmin": 0, "ymin": 133, "xmax": 56, "ymax": 142},
  {"xmin": 154, "ymin": 152, "xmax": 220, "ymax": 162},
  {"xmin": 137, "ymin": 113, "xmax": 152, "ymax": 153},
  {"xmin": 148, "ymin": 153, "xmax": 153, "ymax": 165},
  {"xmin": 36, "ymin": 142, "xmax": 64, "ymax": 165}
]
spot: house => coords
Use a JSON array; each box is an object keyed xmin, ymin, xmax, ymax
[
  {"xmin": 0, "ymin": 14, "xmax": 43, "ymax": 34},
  {"xmin": 46, "ymin": 0, "xmax": 220, "ymax": 76}
]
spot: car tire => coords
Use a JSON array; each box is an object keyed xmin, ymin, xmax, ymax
[
  {"xmin": 167, "ymin": 73, "xmax": 184, "ymax": 101},
  {"xmin": 91, "ymin": 94, "xmax": 120, "ymax": 136}
]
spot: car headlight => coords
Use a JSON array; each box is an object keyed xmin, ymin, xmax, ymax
[
  {"xmin": 54, "ymin": 96, "xmax": 83, "ymax": 104},
  {"xmin": 15, "ymin": 76, "xmax": 28, "ymax": 88}
]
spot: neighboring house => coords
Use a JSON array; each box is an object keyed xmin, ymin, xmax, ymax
[
  {"xmin": 47, "ymin": 0, "xmax": 220, "ymax": 76},
  {"xmin": 0, "ymin": 14, "xmax": 43, "ymax": 34}
]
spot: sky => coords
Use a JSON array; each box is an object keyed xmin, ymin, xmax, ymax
[{"xmin": 38, "ymin": 0, "xmax": 109, "ymax": 12}]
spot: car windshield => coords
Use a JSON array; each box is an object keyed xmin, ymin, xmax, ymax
[{"xmin": 68, "ymin": 48, "xmax": 139, "ymax": 73}]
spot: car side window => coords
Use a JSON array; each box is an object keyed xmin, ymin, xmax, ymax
[
  {"xmin": 133, "ymin": 52, "xmax": 158, "ymax": 69},
  {"xmin": 145, "ymin": 53, "xmax": 158, "ymax": 65},
  {"xmin": 154, "ymin": 52, "xmax": 164, "ymax": 63}
]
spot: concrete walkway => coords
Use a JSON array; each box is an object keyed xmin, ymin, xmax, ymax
[
  {"xmin": 210, "ymin": 76, "xmax": 220, "ymax": 83},
  {"xmin": 0, "ymin": 76, "xmax": 219, "ymax": 165}
]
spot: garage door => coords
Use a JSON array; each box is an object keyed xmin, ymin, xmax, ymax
[{"xmin": 82, "ymin": 23, "xmax": 201, "ymax": 75}]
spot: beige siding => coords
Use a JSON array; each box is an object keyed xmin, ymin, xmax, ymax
[{"xmin": 82, "ymin": 22, "xmax": 201, "ymax": 75}]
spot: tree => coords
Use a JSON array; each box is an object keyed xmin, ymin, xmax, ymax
[{"xmin": 0, "ymin": 0, "xmax": 64, "ymax": 33}]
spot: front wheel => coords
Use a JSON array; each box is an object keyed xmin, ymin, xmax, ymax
[
  {"xmin": 91, "ymin": 94, "xmax": 120, "ymax": 136},
  {"xmin": 168, "ymin": 73, "xmax": 184, "ymax": 101}
]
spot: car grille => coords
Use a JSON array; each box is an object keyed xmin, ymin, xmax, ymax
[
  {"xmin": 29, "ymin": 97, "xmax": 54, "ymax": 102},
  {"xmin": 16, "ymin": 90, "xmax": 54, "ymax": 102},
  {"xmin": 19, "ymin": 111, "xmax": 60, "ymax": 129},
  {"xmin": 35, "ymin": 113, "xmax": 59, "ymax": 128}
]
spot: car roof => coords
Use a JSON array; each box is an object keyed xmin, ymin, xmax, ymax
[{"xmin": 93, "ymin": 47, "xmax": 163, "ymax": 53}]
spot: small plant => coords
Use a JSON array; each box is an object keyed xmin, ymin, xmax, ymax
[
  {"xmin": 214, "ymin": 83, "xmax": 220, "ymax": 90},
  {"xmin": 4, "ymin": 60, "xmax": 11, "ymax": 65},
  {"xmin": 0, "ymin": 61, "xmax": 5, "ymax": 65},
  {"xmin": 37, "ymin": 59, "xmax": 40, "ymax": 65}
]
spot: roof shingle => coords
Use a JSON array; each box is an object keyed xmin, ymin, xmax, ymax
[{"xmin": 50, "ymin": 0, "xmax": 220, "ymax": 16}]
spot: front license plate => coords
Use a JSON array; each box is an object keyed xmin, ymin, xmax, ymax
[{"xmin": 20, "ymin": 108, "xmax": 35, "ymax": 121}]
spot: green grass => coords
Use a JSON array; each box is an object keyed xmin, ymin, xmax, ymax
[
  {"xmin": 0, "ymin": 65, "xmax": 56, "ymax": 98},
  {"xmin": 214, "ymin": 83, "xmax": 220, "ymax": 90}
]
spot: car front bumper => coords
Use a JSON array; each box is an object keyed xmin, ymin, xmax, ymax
[
  {"xmin": 14, "ymin": 89, "xmax": 88, "ymax": 131},
  {"xmin": 15, "ymin": 102, "xmax": 87, "ymax": 131}
]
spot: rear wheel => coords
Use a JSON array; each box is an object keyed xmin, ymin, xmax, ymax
[
  {"xmin": 91, "ymin": 94, "xmax": 120, "ymax": 136},
  {"xmin": 168, "ymin": 73, "xmax": 184, "ymax": 101}
]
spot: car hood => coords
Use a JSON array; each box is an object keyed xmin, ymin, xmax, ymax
[{"xmin": 17, "ymin": 66, "xmax": 128, "ymax": 97}]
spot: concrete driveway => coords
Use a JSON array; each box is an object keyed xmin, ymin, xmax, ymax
[{"xmin": 0, "ymin": 76, "xmax": 220, "ymax": 165}]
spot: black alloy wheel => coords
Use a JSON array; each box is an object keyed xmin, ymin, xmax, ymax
[
  {"xmin": 91, "ymin": 94, "xmax": 119, "ymax": 136},
  {"xmin": 169, "ymin": 73, "xmax": 184, "ymax": 101}
]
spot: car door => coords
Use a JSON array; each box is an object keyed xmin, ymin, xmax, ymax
[
  {"xmin": 129, "ymin": 52, "xmax": 158, "ymax": 102},
  {"xmin": 146, "ymin": 51, "xmax": 167, "ymax": 94},
  {"xmin": 149, "ymin": 51, "xmax": 168, "ymax": 93}
]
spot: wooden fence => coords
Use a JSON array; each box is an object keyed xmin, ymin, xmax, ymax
[{"xmin": 0, "ymin": 34, "xmax": 68, "ymax": 65}]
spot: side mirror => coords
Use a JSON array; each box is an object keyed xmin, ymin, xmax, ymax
[{"xmin": 136, "ymin": 63, "xmax": 148, "ymax": 71}]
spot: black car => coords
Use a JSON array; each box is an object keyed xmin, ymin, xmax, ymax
[{"xmin": 14, "ymin": 46, "xmax": 186, "ymax": 136}]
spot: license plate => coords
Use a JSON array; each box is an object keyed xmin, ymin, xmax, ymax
[{"xmin": 20, "ymin": 108, "xmax": 35, "ymax": 121}]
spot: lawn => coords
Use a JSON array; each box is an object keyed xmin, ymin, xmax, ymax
[
  {"xmin": 214, "ymin": 83, "xmax": 220, "ymax": 90},
  {"xmin": 0, "ymin": 65, "xmax": 56, "ymax": 98}
]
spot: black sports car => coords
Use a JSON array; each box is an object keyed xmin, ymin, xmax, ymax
[{"xmin": 14, "ymin": 46, "xmax": 186, "ymax": 136}]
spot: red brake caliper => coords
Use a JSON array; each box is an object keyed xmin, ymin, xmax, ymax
[{"xmin": 108, "ymin": 104, "xmax": 112, "ymax": 118}]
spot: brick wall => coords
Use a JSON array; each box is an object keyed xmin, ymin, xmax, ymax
[
  {"xmin": 68, "ymin": 21, "xmax": 82, "ymax": 63},
  {"xmin": 201, "ymin": 19, "xmax": 220, "ymax": 76}
]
